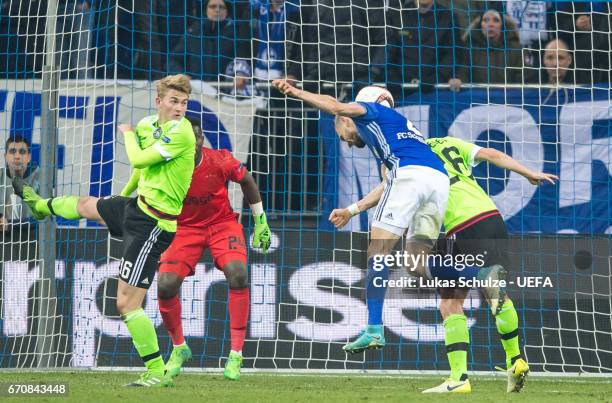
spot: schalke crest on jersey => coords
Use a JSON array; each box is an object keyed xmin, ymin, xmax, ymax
[{"xmin": 153, "ymin": 127, "xmax": 162, "ymax": 139}]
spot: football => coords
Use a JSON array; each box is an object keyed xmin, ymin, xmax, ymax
[{"xmin": 355, "ymin": 85, "xmax": 394, "ymax": 108}]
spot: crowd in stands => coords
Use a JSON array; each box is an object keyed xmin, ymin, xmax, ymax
[{"xmin": 0, "ymin": 0, "xmax": 610, "ymax": 92}]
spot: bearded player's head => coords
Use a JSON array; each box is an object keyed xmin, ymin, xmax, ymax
[
  {"xmin": 155, "ymin": 74, "xmax": 192, "ymax": 124},
  {"xmin": 334, "ymin": 86, "xmax": 393, "ymax": 148},
  {"xmin": 334, "ymin": 116, "xmax": 365, "ymax": 148}
]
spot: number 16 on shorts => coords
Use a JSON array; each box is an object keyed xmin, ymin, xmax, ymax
[{"xmin": 119, "ymin": 258, "xmax": 133, "ymax": 281}]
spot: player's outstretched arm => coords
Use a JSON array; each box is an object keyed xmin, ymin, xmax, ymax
[
  {"xmin": 118, "ymin": 124, "xmax": 166, "ymax": 169},
  {"xmin": 272, "ymin": 79, "xmax": 366, "ymax": 117},
  {"xmin": 329, "ymin": 165, "xmax": 388, "ymax": 229},
  {"xmin": 329, "ymin": 182, "xmax": 385, "ymax": 229},
  {"xmin": 239, "ymin": 171, "xmax": 271, "ymax": 253},
  {"xmin": 475, "ymin": 147, "xmax": 558, "ymax": 185},
  {"xmin": 120, "ymin": 169, "xmax": 141, "ymax": 197}
]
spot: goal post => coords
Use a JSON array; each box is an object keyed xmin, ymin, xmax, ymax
[{"xmin": 37, "ymin": 0, "xmax": 59, "ymax": 368}]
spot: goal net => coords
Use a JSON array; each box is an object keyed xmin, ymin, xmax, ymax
[{"xmin": 0, "ymin": 0, "xmax": 610, "ymax": 374}]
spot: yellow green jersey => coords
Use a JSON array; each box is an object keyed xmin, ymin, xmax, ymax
[
  {"xmin": 134, "ymin": 115, "xmax": 195, "ymax": 232},
  {"xmin": 426, "ymin": 137, "xmax": 499, "ymax": 235}
]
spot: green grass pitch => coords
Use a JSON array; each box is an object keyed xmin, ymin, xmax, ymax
[{"xmin": 0, "ymin": 372, "xmax": 609, "ymax": 402}]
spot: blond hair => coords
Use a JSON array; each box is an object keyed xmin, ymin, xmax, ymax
[{"xmin": 156, "ymin": 74, "xmax": 192, "ymax": 98}]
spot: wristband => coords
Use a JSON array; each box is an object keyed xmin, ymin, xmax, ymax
[
  {"xmin": 250, "ymin": 202, "xmax": 264, "ymax": 217},
  {"xmin": 347, "ymin": 203, "xmax": 360, "ymax": 216}
]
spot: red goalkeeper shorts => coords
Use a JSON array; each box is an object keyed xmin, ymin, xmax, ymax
[{"xmin": 159, "ymin": 219, "xmax": 247, "ymax": 278}]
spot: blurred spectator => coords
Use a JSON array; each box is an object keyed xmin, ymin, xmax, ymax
[
  {"xmin": 95, "ymin": 0, "xmax": 167, "ymax": 79},
  {"xmin": 250, "ymin": 0, "xmax": 297, "ymax": 80},
  {"xmin": 555, "ymin": 2, "xmax": 611, "ymax": 85},
  {"xmin": 0, "ymin": 135, "xmax": 40, "ymax": 231},
  {"xmin": 286, "ymin": 0, "xmax": 386, "ymax": 92},
  {"xmin": 0, "ymin": 0, "xmax": 45, "ymax": 78},
  {"xmin": 129, "ymin": 1, "xmax": 165, "ymax": 80},
  {"xmin": 541, "ymin": 38, "xmax": 574, "ymax": 86},
  {"xmin": 57, "ymin": 1, "xmax": 93, "ymax": 79},
  {"xmin": 437, "ymin": 0, "xmax": 503, "ymax": 33},
  {"xmin": 387, "ymin": 0, "xmax": 467, "ymax": 93},
  {"xmin": 505, "ymin": 0, "xmax": 554, "ymax": 70},
  {"xmin": 506, "ymin": 0, "xmax": 550, "ymax": 46},
  {"xmin": 223, "ymin": 58, "xmax": 260, "ymax": 97},
  {"xmin": 463, "ymin": 9, "xmax": 523, "ymax": 84},
  {"xmin": 90, "ymin": 0, "xmax": 113, "ymax": 79},
  {"xmin": 221, "ymin": 58, "xmax": 267, "ymax": 107},
  {"xmin": 169, "ymin": 0, "xmax": 250, "ymax": 81}
]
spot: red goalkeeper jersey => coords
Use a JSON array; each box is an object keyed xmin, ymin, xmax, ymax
[{"xmin": 178, "ymin": 147, "xmax": 247, "ymax": 228}]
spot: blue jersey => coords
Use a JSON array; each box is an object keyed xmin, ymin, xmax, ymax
[{"xmin": 352, "ymin": 102, "xmax": 447, "ymax": 175}]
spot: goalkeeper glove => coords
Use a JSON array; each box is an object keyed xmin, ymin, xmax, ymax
[{"xmin": 252, "ymin": 212, "xmax": 271, "ymax": 253}]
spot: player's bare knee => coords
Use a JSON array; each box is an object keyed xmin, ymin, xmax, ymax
[
  {"xmin": 404, "ymin": 238, "xmax": 435, "ymax": 277},
  {"xmin": 157, "ymin": 272, "xmax": 182, "ymax": 299},
  {"xmin": 223, "ymin": 261, "xmax": 248, "ymax": 289},
  {"xmin": 115, "ymin": 283, "xmax": 144, "ymax": 315},
  {"xmin": 76, "ymin": 197, "xmax": 90, "ymax": 214},
  {"xmin": 440, "ymin": 298, "xmax": 464, "ymax": 319},
  {"xmin": 407, "ymin": 236, "xmax": 436, "ymax": 254},
  {"xmin": 116, "ymin": 296, "xmax": 135, "ymax": 316},
  {"xmin": 367, "ymin": 240, "xmax": 395, "ymax": 259},
  {"xmin": 76, "ymin": 196, "xmax": 100, "ymax": 220},
  {"xmin": 116, "ymin": 299, "xmax": 128, "ymax": 315}
]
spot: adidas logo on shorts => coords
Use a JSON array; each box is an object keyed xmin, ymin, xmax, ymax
[
  {"xmin": 141, "ymin": 278, "xmax": 150, "ymax": 285},
  {"xmin": 385, "ymin": 212, "xmax": 394, "ymax": 220}
]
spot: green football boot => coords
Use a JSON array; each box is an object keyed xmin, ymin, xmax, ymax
[
  {"xmin": 165, "ymin": 344, "xmax": 192, "ymax": 378},
  {"xmin": 223, "ymin": 351, "xmax": 243, "ymax": 381},
  {"xmin": 503, "ymin": 358, "xmax": 530, "ymax": 393},
  {"xmin": 123, "ymin": 371, "xmax": 174, "ymax": 387},
  {"xmin": 342, "ymin": 325, "xmax": 386, "ymax": 354},
  {"xmin": 12, "ymin": 176, "xmax": 49, "ymax": 220}
]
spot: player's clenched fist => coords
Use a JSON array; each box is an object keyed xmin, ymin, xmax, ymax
[
  {"xmin": 272, "ymin": 79, "xmax": 300, "ymax": 98},
  {"xmin": 117, "ymin": 124, "xmax": 134, "ymax": 135},
  {"xmin": 252, "ymin": 212, "xmax": 271, "ymax": 253},
  {"xmin": 329, "ymin": 208, "xmax": 352, "ymax": 229}
]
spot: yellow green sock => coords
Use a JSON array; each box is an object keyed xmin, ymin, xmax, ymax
[
  {"xmin": 495, "ymin": 299, "xmax": 521, "ymax": 369},
  {"xmin": 36, "ymin": 196, "xmax": 81, "ymax": 220},
  {"xmin": 122, "ymin": 308, "xmax": 164, "ymax": 373},
  {"xmin": 444, "ymin": 314, "xmax": 469, "ymax": 381}
]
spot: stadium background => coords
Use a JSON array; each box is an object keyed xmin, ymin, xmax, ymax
[{"xmin": 0, "ymin": 0, "xmax": 610, "ymax": 375}]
